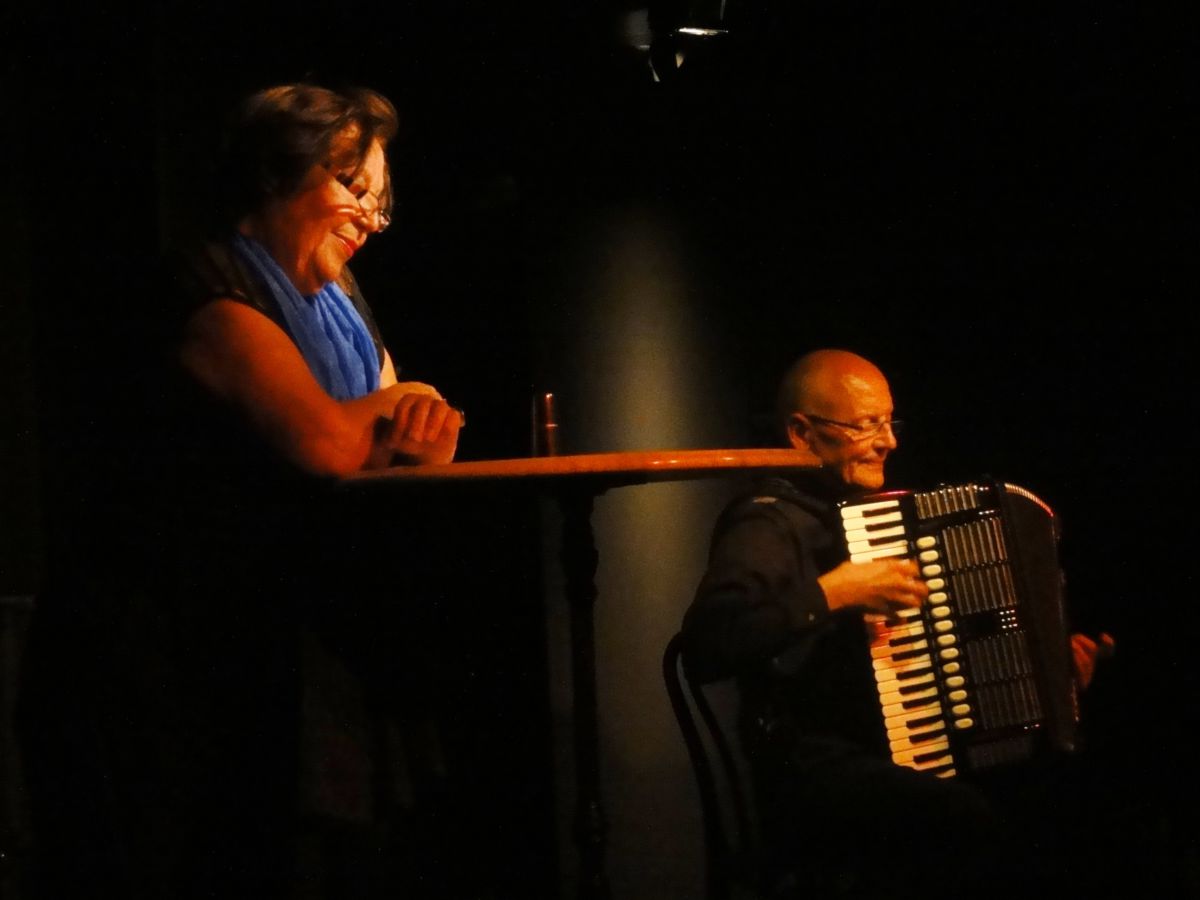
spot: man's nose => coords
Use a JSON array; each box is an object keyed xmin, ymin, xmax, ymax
[{"xmin": 875, "ymin": 422, "xmax": 899, "ymax": 450}]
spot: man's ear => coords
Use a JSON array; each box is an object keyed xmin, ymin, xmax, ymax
[{"xmin": 786, "ymin": 413, "xmax": 812, "ymax": 451}]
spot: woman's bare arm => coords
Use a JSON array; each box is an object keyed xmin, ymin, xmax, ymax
[{"xmin": 180, "ymin": 299, "xmax": 461, "ymax": 476}]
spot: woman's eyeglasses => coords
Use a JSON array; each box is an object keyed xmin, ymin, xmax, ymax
[{"xmin": 327, "ymin": 167, "xmax": 391, "ymax": 232}]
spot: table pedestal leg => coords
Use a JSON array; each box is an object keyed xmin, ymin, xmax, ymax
[{"xmin": 559, "ymin": 490, "xmax": 610, "ymax": 900}]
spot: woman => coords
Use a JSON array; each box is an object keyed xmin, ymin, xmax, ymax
[
  {"xmin": 20, "ymin": 84, "xmax": 462, "ymax": 899},
  {"xmin": 180, "ymin": 83, "xmax": 462, "ymax": 473}
]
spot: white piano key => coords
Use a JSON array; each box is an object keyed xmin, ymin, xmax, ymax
[
  {"xmin": 893, "ymin": 740, "xmax": 952, "ymax": 765},
  {"xmin": 883, "ymin": 649, "xmax": 937, "ymax": 668},
  {"xmin": 882, "ymin": 698, "xmax": 942, "ymax": 718},
  {"xmin": 849, "ymin": 541, "xmax": 908, "ymax": 559},
  {"xmin": 873, "ymin": 657, "xmax": 932, "ymax": 676},
  {"xmin": 869, "ymin": 607, "xmax": 922, "ymax": 630},
  {"xmin": 878, "ymin": 610, "xmax": 923, "ymax": 627},
  {"xmin": 874, "ymin": 622, "xmax": 926, "ymax": 640},
  {"xmin": 842, "ymin": 509, "xmax": 903, "ymax": 526},
  {"xmin": 845, "ymin": 524, "xmax": 906, "ymax": 543},
  {"xmin": 873, "ymin": 662, "xmax": 936, "ymax": 681},
  {"xmin": 890, "ymin": 733, "xmax": 952, "ymax": 754},
  {"xmin": 884, "ymin": 706, "xmax": 942, "ymax": 726},
  {"xmin": 910, "ymin": 756, "xmax": 957, "ymax": 774},
  {"xmin": 851, "ymin": 549, "xmax": 909, "ymax": 563},
  {"xmin": 875, "ymin": 631, "xmax": 926, "ymax": 650},
  {"xmin": 841, "ymin": 499, "xmax": 901, "ymax": 519},
  {"xmin": 885, "ymin": 710, "xmax": 943, "ymax": 730},
  {"xmin": 878, "ymin": 684, "xmax": 938, "ymax": 707},
  {"xmin": 875, "ymin": 671, "xmax": 935, "ymax": 692},
  {"xmin": 886, "ymin": 720, "xmax": 946, "ymax": 741},
  {"xmin": 871, "ymin": 639, "xmax": 929, "ymax": 659},
  {"xmin": 872, "ymin": 658, "xmax": 933, "ymax": 680},
  {"xmin": 882, "ymin": 642, "xmax": 930, "ymax": 660},
  {"xmin": 885, "ymin": 717, "xmax": 944, "ymax": 739}
]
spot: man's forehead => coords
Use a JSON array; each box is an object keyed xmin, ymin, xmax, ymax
[{"xmin": 811, "ymin": 370, "xmax": 892, "ymax": 417}]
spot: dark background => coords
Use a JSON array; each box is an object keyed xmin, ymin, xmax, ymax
[{"xmin": 4, "ymin": 1, "xmax": 1194, "ymax": 896}]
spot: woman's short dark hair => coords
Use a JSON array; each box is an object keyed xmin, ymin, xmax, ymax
[{"xmin": 218, "ymin": 83, "xmax": 398, "ymax": 224}]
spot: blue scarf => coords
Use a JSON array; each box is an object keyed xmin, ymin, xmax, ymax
[{"xmin": 232, "ymin": 233, "xmax": 381, "ymax": 401}]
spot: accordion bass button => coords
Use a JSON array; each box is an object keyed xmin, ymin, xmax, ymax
[
  {"xmin": 916, "ymin": 536, "xmax": 938, "ymax": 549},
  {"xmin": 954, "ymin": 717, "xmax": 975, "ymax": 730},
  {"xmin": 942, "ymin": 662, "xmax": 961, "ymax": 674},
  {"xmin": 948, "ymin": 689, "xmax": 968, "ymax": 702},
  {"xmin": 919, "ymin": 550, "xmax": 940, "ymax": 563},
  {"xmin": 939, "ymin": 647, "xmax": 960, "ymax": 659},
  {"xmin": 952, "ymin": 704, "xmax": 971, "ymax": 716},
  {"xmin": 945, "ymin": 676, "xmax": 966, "ymax": 688},
  {"xmin": 934, "ymin": 621, "xmax": 953, "ymax": 633},
  {"xmin": 926, "ymin": 578, "xmax": 946, "ymax": 590},
  {"xmin": 936, "ymin": 634, "xmax": 957, "ymax": 647},
  {"xmin": 922, "ymin": 564, "xmax": 943, "ymax": 576}
]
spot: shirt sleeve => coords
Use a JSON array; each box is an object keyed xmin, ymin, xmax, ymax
[{"xmin": 683, "ymin": 498, "xmax": 837, "ymax": 682}]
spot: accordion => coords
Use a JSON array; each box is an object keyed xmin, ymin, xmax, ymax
[{"xmin": 838, "ymin": 480, "xmax": 1078, "ymax": 778}]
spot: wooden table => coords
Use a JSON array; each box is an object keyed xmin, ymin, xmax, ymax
[{"xmin": 346, "ymin": 449, "xmax": 815, "ymax": 898}]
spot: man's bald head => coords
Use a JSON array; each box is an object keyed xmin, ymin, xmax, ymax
[
  {"xmin": 776, "ymin": 350, "xmax": 891, "ymax": 433},
  {"xmin": 776, "ymin": 349, "xmax": 898, "ymax": 490}
]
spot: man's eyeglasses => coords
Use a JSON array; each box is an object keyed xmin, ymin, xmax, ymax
[
  {"xmin": 803, "ymin": 414, "xmax": 904, "ymax": 441},
  {"xmin": 327, "ymin": 168, "xmax": 391, "ymax": 232}
]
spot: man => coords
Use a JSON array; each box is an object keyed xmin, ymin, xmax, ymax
[{"xmin": 682, "ymin": 348, "xmax": 1110, "ymax": 898}]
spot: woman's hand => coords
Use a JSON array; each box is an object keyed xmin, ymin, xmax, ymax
[
  {"xmin": 182, "ymin": 302, "xmax": 462, "ymax": 474},
  {"xmin": 388, "ymin": 380, "xmax": 444, "ymax": 399},
  {"xmin": 382, "ymin": 391, "xmax": 464, "ymax": 465}
]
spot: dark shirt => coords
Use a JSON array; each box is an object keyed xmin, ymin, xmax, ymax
[
  {"xmin": 17, "ymin": 237, "xmax": 393, "ymax": 899},
  {"xmin": 683, "ymin": 471, "xmax": 1003, "ymax": 898},
  {"xmin": 683, "ymin": 470, "xmax": 888, "ymax": 758},
  {"xmin": 158, "ymin": 238, "xmax": 391, "ymax": 589}
]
